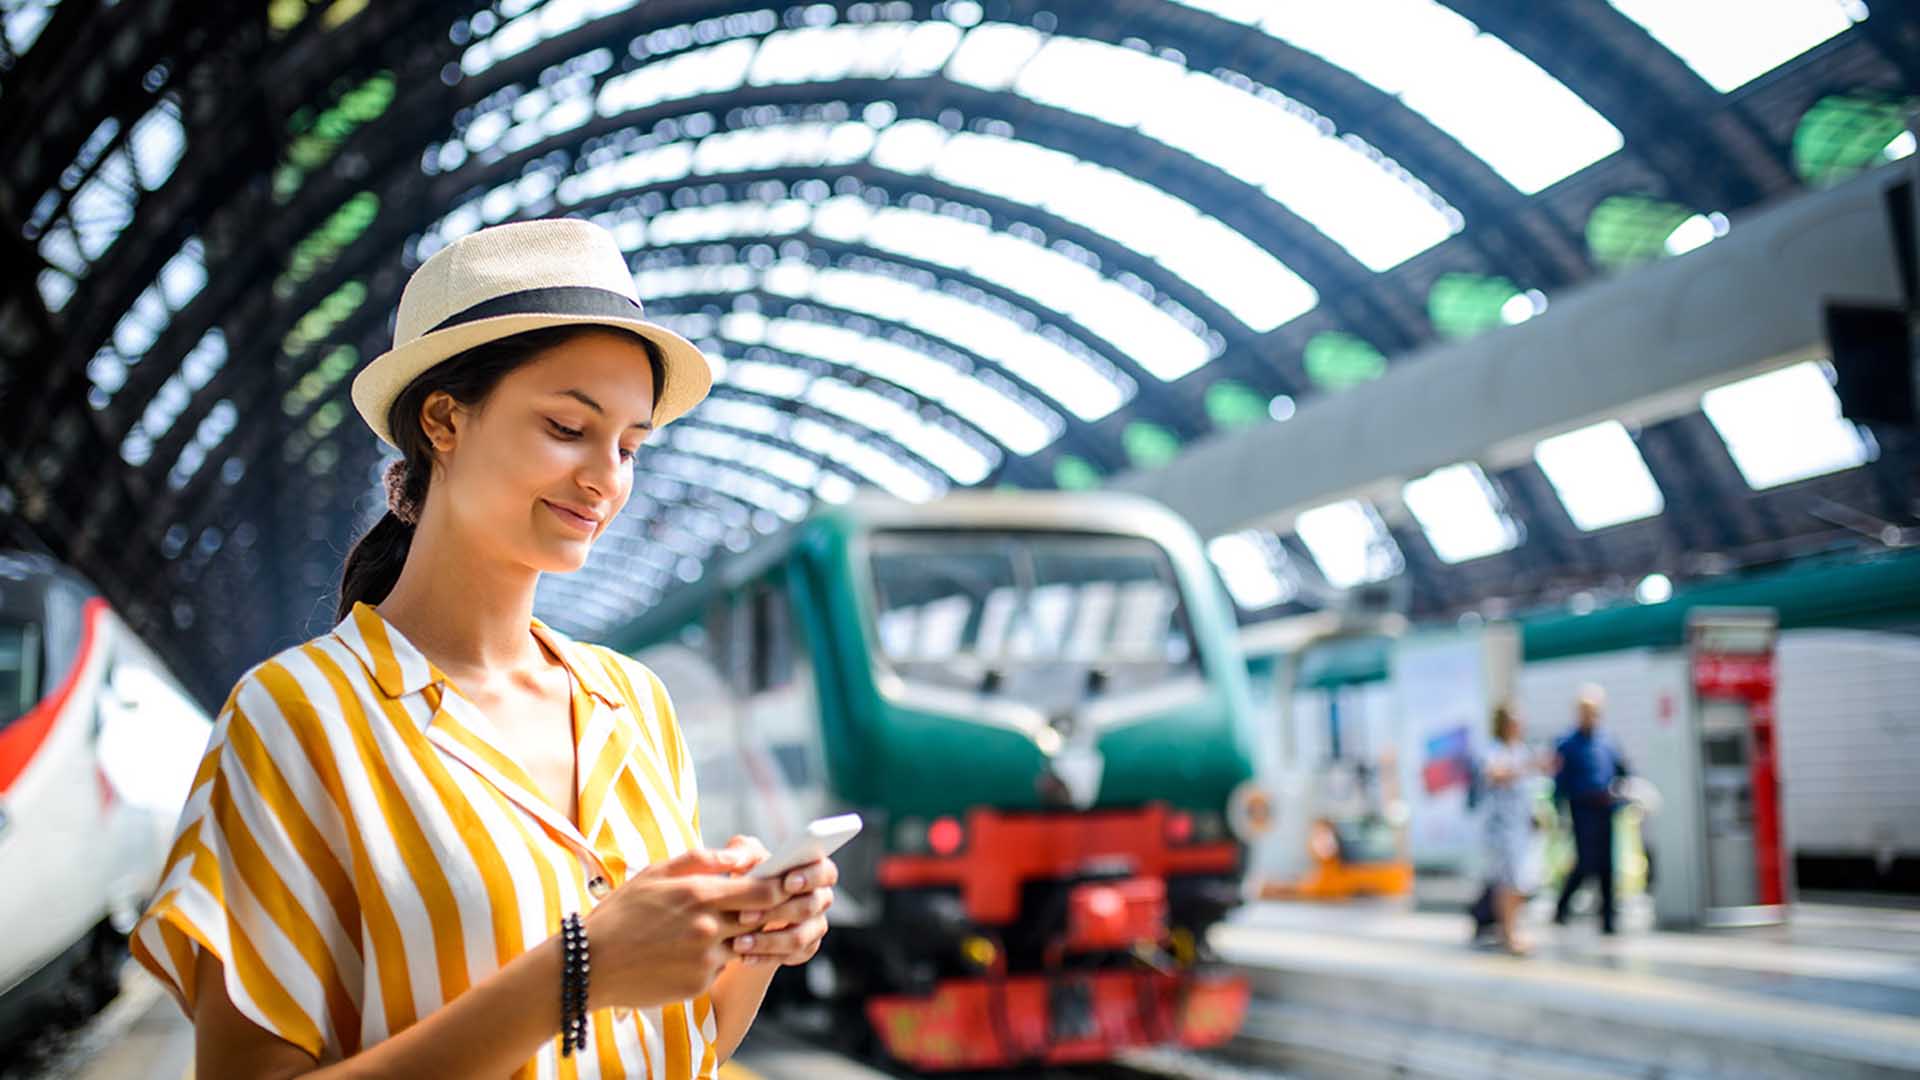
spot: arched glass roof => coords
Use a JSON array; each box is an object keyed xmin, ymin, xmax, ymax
[{"xmin": 5, "ymin": 0, "xmax": 1912, "ymax": 695}]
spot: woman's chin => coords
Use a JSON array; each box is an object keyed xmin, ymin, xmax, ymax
[{"xmin": 530, "ymin": 534, "xmax": 594, "ymax": 572}]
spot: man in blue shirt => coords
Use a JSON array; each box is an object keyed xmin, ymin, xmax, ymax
[{"xmin": 1553, "ymin": 684, "xmax": 1630, "ymax": 933}]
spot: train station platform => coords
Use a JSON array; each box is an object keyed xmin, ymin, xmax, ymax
[
  {"xmin": 17, "ymin": 897, "xmax": 1919, "ymax": 1080},
  {"xmin": 1212, "ymin": 897, "xmax": 1920, "ymax": 1079}
]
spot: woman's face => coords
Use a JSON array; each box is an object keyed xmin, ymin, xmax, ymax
[
  {"xmin": 432, "ymin": 329, "xmax": 657, "ymax": 573},
  {"xmin": 1499, "ymin": 712, "xmax": 1524, "ymax": 742}
]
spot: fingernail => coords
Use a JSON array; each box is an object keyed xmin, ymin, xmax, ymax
[
  {"xmin": 735, "ymin": 935, "xmax": 755, "ymax": 951},
  {"xmin": 786, "ymin": 873, "xmax": 806, "ymax": 892},
  {"xmin": 740, "ymin": 911, "xmax": 763, "ymax": 924}
]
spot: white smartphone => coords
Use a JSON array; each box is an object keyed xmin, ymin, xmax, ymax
[{"xmin": 748, "ymin": 813, "xmax": 864, "ymax": 880}]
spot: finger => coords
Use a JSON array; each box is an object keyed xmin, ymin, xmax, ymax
[
  {"xmin": 731, "ymin": 921, "xmax": 823, "ymax": 958},
  {"xmin": 744, "ymin": 887, "xmax": 833, "ymax": 930},
  {"xmin": 655, "ymin": 848, "xmax": 746, "ymax": 878},
  {"xmin": 715, "ymin": 835, "xmax": 770, "ymax": 874},
  {"xmin": 778, "ymin": 856, "xmax": 839, "ymax": 896},
  {"xmin": 698, "ymin": 875, "xmax": 789, "ymax": 912}
]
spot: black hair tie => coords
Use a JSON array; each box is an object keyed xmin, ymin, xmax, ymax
[{"xmin": 560, "ymin": 912, "xmax": 590, "ymax": 1056}]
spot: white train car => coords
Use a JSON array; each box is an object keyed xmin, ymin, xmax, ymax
[{"xmin": 0, "ymin": 552, "xmax": 211, "ymax": 1047}]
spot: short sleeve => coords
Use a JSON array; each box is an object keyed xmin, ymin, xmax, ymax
[{"xmin": 131, "ymin": 665, "xmax": 360, "ymax": 1061}]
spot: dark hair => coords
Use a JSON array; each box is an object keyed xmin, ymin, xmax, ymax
[
  {"xmin": 336, "ymin": 325, "xmax": 666, "ymax": 622},
  {"xmin": 1491, "ymin": 702, "xmax": 1519, "ymax": 741}
]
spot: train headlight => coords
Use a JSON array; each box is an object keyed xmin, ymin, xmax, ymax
[
  {"xmin": 928, "ymin": 816, "xmax": 965, "ymax": 856},
  {"xmin": 960, "ymin": 935, "xmax": 999, "ymax": 970},
  {"xmin": 1165, "ymin": 808, "xmax": 1227, "ymax": 845},
  {"xmin": 1165, "ymin": 810, "xmax": 1195, "ymax": 845},
  {"xmin": 1228, "ymin": 780, "xmax": 1276, "ymax": 841}
]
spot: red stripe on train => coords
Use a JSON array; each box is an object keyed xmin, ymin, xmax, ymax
[{"xmin": 0, "ymin": 597, "xmax": 107, "ymax": 794}]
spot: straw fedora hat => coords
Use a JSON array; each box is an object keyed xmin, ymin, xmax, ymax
[{"xmin": 350, "ymin": 217, "xmax": 711, "ymax": 448}]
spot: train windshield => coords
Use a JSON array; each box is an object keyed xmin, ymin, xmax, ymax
[
  {"xmin": 0, "ymin": 619, "xmax": 40, "ymax": 730},
  {"xmin": 869, "ymin": 530, "xmax": 1197, "ymax": 705}
]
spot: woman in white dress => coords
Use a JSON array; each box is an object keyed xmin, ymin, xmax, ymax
[{"xmin": 1481, "ymin": 704, "xmax": 1543, "ymax": 955}]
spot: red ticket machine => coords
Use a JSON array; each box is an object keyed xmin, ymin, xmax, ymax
[{"xmin": 1687, "ymin": 609, "xmax": 1787, "ymax": 923}]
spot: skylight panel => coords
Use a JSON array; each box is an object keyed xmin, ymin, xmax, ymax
[
  {"xmin": 633, "ymin": 263, "xmax": 753, "ymax": 298},
  {"xmin": 1160, "ymin": 214, "xmax": 1317, "ymax": 332},
  {"xmin": 694, "ymin": 396, "xmax": 788, "ymax": 436},
  {"xmin": 944, "ymin": 22, "xmax": 1045, "ymax": 89},
  {"xmin": 1294, "ymin": 500, "xmax": 1404, "ymax": 589},
  {"xmin": 4, "ymin": 2, "xmax": 57, "ymax": 56},
  {"xmin": 652, "ymin": 451, "xmax": 810, "ymax": 521},
  {"xmin": 759, "ymin": 283, "xmax": 1058, "ymax": 453},
  {"xmin": 815, "ymin": 471, "xmax": 858, "ymax": 503},
  {"xmin": 1396, "ymin": 31, "xmax": 1623, "ymax": 194},
  {"xmin": 691, "ymin": 122, "xmax": 875, "ymax": 174},
  {"xmin": 596, "ymin": 40, "xmax": 756, "ymax": 116},
  {"xmin": 907, "ymin": 127, "xmax": 1314, "ymax": 335},
  {"xmin": 158, "ymin": 238, "xmax": 208, "ymax": 310},
  {"xmin": 1701, "ymin": 361, "xmax": 1872, "ymax": 490},
  {"xmin": 1609, "ymin": 0, "xmax": 1864, "ymax": 92},
  {"xmin": 1015, "ymin": 36, "xmax": 1188, "ymax": 128},
  {"xmin": 1401, "ymin": 462, "xmax": 1522, "ymax": 564},
  {"xmin": 898, "ymin": 21, "xmax": 964, "ymax": 76},
  {"xmin": 673, "ymin": 426, "xmax": 820, "ymax": 489},
  {"xmin": 1532, "ymin": 420, "xmax": 1665, "ymax": 531},
  {"xmin": 748, "ymin": 25, "xmax": 865, "ymax": 85},
  {"xmin": 934, "ymin": 130, "xmax": 1079, "ymax": 206},
  {"xmin": 647, "ymin": 200, "xmax": 810, "ymax": 245},
  {"xmin": 129, "ymin": 99, "xmax": 186, "ymax": 191},
  {"xmin": 1207, "ymin": 530, "xmax": 1298, "ymax": 609},
  {"xmin": 722, "ymin": 358, "xmax": 811, "ymax": 400},
  {"xmin": 791, "ymin": 417, "xmax": 943, "ymax": 502},
  {"xmin": 713, "ymin": 308, "xmax": 1046, "ymax": 468},
  {"xmin": 810, "ymin": 193, "xmax": 877, "ymax": 241},
  {"xmin": 847, "ymin": 209, "xmax": 1131, "ymax": 417},
  {"xmin": 870, "ymin": 118, "xmax": 951, "ymax": 174},
  {"xmin": 1243, "ymin": 2, "xmax": 1621, "ymax": 193},
  {"xmin": 69, "ymin": 151, "xmax": 136, "ymax": 260},
  {"xmin": 806, "ymin": 378, "xmax": 995, "ymax": 484},
  {"xmin": 1021, "ymin": 37, "xmax": 1459, "ymax": 270}
]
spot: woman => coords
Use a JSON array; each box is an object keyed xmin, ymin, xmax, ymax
[
  {"xmin": 1479, "ymin": 703, "xmax": 1542, "ymax": 955},
  {"xmin": 131, "ymin": 218, "xmax": 836, "ymax": 1078}
]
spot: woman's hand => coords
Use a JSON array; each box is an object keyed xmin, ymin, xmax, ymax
[
  {"xmin": 582, "ymin": 848, "xmax": 790, "ymax": 1010},
  {"xmin": 729, "ymin": 855, "xmax": 839, "ymax": 967}
]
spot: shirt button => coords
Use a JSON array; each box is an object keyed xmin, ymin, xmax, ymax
[{"xmin": 588, "ymin": 876, "xmax": 611, "ymax": 899}]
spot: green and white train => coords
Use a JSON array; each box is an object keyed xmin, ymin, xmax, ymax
[{"xmin": 606, "ymin": 492, "xmax": 1268, "ymax": 1071}]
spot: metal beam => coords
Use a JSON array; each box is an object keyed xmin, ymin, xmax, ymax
[{"xmin": 1118, "ymin": 166, "xmax": 1909, "ymax": 536}]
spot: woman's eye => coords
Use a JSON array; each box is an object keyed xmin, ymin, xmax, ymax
[
  {"xmin": 548, "ymin": 420, "xmax": 584, "ymax": 439},
  {"xmin": 618, "ymin": 447, "xmax": 636, "ymax": 463}
]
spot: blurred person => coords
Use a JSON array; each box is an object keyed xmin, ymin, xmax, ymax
[
  {"xmin": 1552, "ymin": 683, "xmax": 1631, "ymax": 934},
  {"xmin": 1473, "ymin": 704, "xmax": 1545, "ymax": 955},
  {"xmin": 129, "ymin": 219, "xmax": 836, "ymax": 1078}
]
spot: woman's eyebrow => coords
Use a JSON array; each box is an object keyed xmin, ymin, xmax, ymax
[{"xmin": 555, "ymin": 388, "xmax": 654, "ymax": 430}]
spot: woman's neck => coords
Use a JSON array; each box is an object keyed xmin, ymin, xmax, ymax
[{"xmin": 375, "ymin": 511, "xmax": 545, "ymax": 680}]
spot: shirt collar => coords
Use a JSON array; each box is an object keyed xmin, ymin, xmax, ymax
[{"xmin": 332, "ymin": 601, "xmax": 626, "ymax": 709}]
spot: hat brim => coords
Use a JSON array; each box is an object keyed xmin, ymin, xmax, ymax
[{"xmin": 350, "ymin": 312, "xmax": 713, "ymax": 448}]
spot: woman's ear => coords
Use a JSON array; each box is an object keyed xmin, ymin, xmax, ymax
[{"xmin": 418, "ymin": 390, "xmax": 462, "ymax": 453}]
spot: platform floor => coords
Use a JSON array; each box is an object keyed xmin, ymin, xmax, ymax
[
  {"xmin": 1215, "ymin": 898, "xmax": 1920, "ymax": 1078},
  {"xmin": 13, "ymin": 899, "xmax": 1917, "ymax": 1079}
]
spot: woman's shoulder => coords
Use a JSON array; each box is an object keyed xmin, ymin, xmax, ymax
[{"xmin": 218, "ymin": 630, "xmax": 373, "ymax": 727}]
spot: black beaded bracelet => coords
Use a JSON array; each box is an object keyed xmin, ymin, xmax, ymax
[{"xmin": 560, "ymin": 912, "xmax": 590, "ymax": 1056}]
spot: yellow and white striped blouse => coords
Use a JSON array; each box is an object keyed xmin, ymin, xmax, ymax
[{"xmin": 132, "ymin": 601, "xmax": 719, "ymax": 1079}]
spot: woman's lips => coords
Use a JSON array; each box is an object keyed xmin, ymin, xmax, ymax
[{"xmin": 544, "ymin": 500, "xmax": 597, "ymax": 533}]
